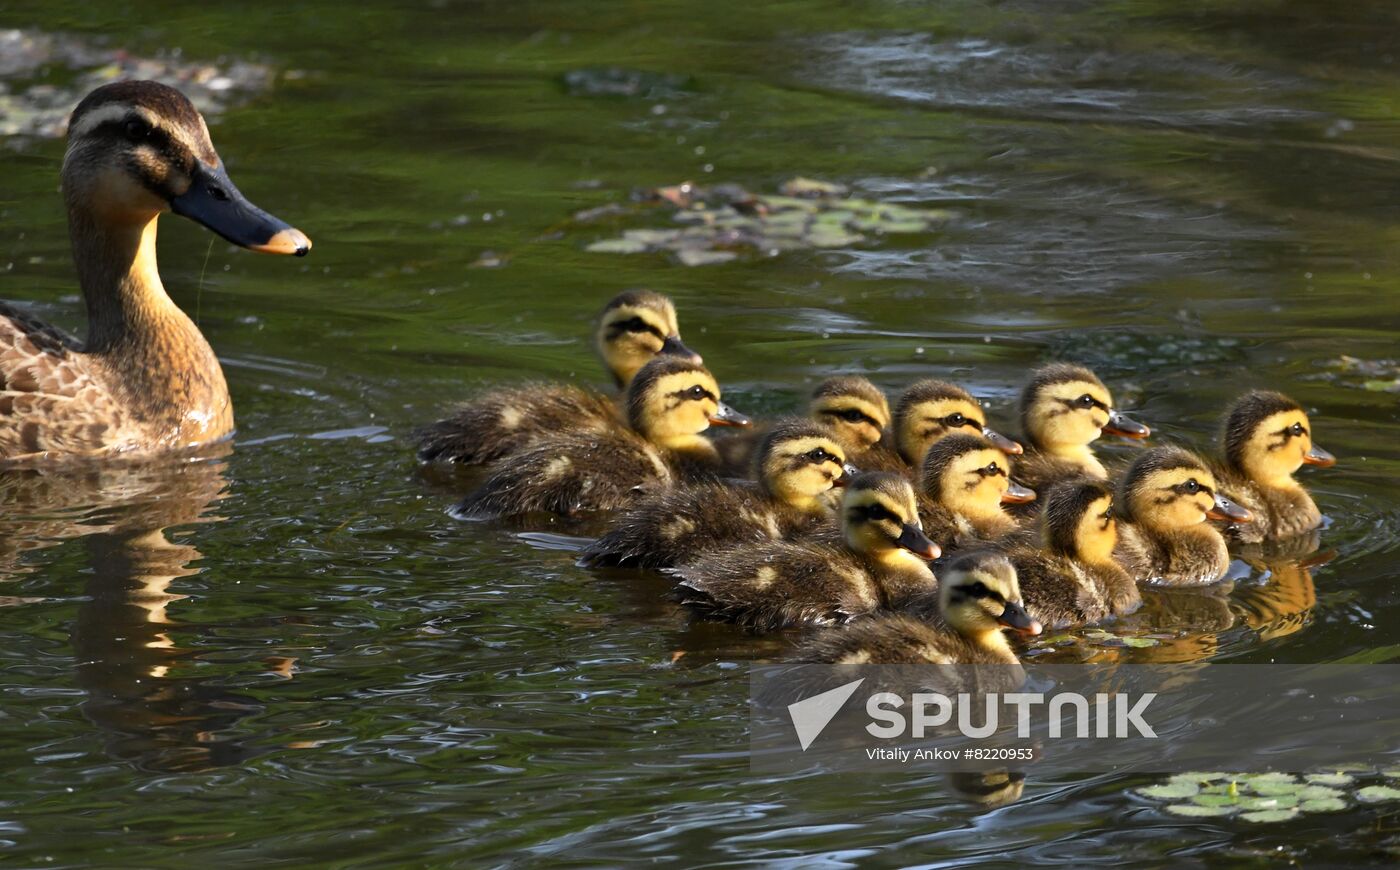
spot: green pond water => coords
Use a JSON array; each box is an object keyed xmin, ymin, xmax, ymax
[{"xmin": 2, "ymin": 0, "xmax": 1399, "ymax": 864}]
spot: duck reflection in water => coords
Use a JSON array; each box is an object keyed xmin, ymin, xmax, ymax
[{"xmin": 1, "ymin": 447, "xmax": 271, "ymax": 772}]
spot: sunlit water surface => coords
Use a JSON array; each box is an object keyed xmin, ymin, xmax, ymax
[{"xmin": 1, "ymin": 0, "xmax": 1398, "ymax": 864}]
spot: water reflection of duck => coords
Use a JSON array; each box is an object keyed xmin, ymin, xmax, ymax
[
  {"xmin": 1114, "ymin": 447, "xmax": 1252, "ymax": 586},
  {"xmin": 669, "ymin": 472, "xmax": 938, "ymax": 630},
  {"xmin": 1213, "ymin": 390, "xmax": 1335, "ymax": 544},
  {"xmin": 453, "ymin": 357, "xmax": 749, "ymax": 518},
  {"xmin": 414, "ymin": 290, "xmax": 700, "ymax": 465},
  {"xmin": 579, "ymin": 420, "xmax": 853, "ymax": 569},
  {"xmin": 792, "ymin": 552, "xmax": 1040, "ymax": 664},
  {"xmin": 0, "ymin": 452, "xmax": 261, "ymax": 772},
  {"xmin": 1011, "ymin": 363, "xmax": 1150, "ymax": 501},
  {"xmin": 0, "ymin": 80, "xmax": 309, "ymax": 462}
]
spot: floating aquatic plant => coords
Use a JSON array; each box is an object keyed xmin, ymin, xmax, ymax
[
  {"xmin": 1133, "ymin": 769, "xmax": 1400, "ymax": 823},
  {"xmin": 0, "ymin": 28, "xmax": 278, "ymax": 138},
  {"xmin": 574, "ymin": 179, "xmax": 952, "ymax": 265}
]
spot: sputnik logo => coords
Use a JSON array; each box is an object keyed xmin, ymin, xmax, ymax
[{"xmin": 787, "ymin": 678, "xmax": 864, "ymax": 750}]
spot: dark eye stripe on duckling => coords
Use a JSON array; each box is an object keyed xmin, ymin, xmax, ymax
[
  {"xmin": 972, "ymin": 461, "xmax": 1005, "ymax": 478},
  {"xmin": 948, "ymin": 580, "xmax": 1006, "ymax": 606},
  {"xmin": 921, "ymin": 412, "xmax": 981, "ymax": 433},
  {"xmin": 607, "ymin": 316, "xmax": 666, "ymax": 340},
  {"xmin": 819, "ymin": 407, "xmax": 880, "ymax": 426},
  {"xmin": 848, "ymin": 502, "xmax": 901, "ymax": 524},
  {"xmin": 667, "ymin": 385, "xmax": 716, "ymax": 406},
  {"xmin": 1058, "ymin": 394, "xmax": 1110, "ymax": 413},
  {"xmin": 1267, "ymin": 422, "xmax": 1308, "ymax": 451}
]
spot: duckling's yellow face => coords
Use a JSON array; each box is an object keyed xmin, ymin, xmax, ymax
[
  {"xmin": 940, "ymin": 559, "xmax": 1040, "ymax": 637},
  {"xmin": 1238, "ymin": 409, "xmax": 1333, "ymax": 486},
  {"xmin": 811, "ymin": 394, "xmax": 889, "ymax": 452},
  {"xmin": 762, "ymin": 435, "xmax": 850, "ymax": 508},
  {"xmin": 1072, "ymin": 494, "xmax": 1117, "ymax": 564},
  {"xmin": 63, "ymin": 81, "xmax": 309, "ymax": 254},
  {"xmin": 634, "ymin": 369, "xmax": 724, "ymax": 441},
  {"xmin": 938, "ymin": 447, "xmax": 1016, "ymax": 518},
  {"xmin": 897, "ymin": 397, "xmax": 990, "ymax": 464},
  {"xmin": 1026, "ymin": 379, "xmax": 1115, "ymax": 448},
  {"xmin": 595, "ymin": 299, "xmax": 689, "ymax": 387},
  {"xmin": 842, "ymin": 478, "xmax": 938, "ymax": 559},
  {"xmin": 1128, "ymin": 466, "xmax": 1221, "ymax": 531}
]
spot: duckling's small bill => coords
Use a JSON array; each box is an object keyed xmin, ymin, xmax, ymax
[{"xmin": 1103, "ymin": 410, "xmax": 1150, "ymax": 438}]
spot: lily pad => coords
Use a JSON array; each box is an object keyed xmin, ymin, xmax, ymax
[
  {"xmin": 586, "ymin": 238, "xmax": 649, "ymax": 254},
  {"xmin": 1241, "ymin": 808, "xmax": 1300, "ymax": 823},
  {"xmin": 1305, "ymin": 772, "xmax": 1356, "ymax": 787},
  {"xmin": 1136, "ymin": 782, "xmax": 1199, "ymax": 800},
  {"xmin": 1164, "ymin": 803, "xmax": 1235, "ymax": 818},
  {"xmin": 1300, "ymin": 797, "xmax": 1348, "ymax": 813},
  {"xmin": 1356, "ymin": 785, "xmax": 1400, "ymax": 803},
  {"xmin": 1297, "ymin": 784, "xmax": 1346, "ymax": 801}
]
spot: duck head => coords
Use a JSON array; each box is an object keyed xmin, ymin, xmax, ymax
[
  {"xmin": 1020, "ymin": 363, "xmax": 1148, "ymax": 461},
  {"xmin": 939, "ymin": 551, "xmax": 1042, "ymax": 638},
  {"xmin": 1222, "ymin": 390, "xmax": 1335, "ymax": 489},
  {"xmin": 841, "ymin": 472, "xmax": 940, "ymax": 561},
  {"xmin": 921, "ymin": 433, "xmax": 1036, "ymax": 523},
  {"xmin": 1116, "ymin": 446, "xmax": 1252, "ymax": 533},
  {"xmin": 1040, "ymin": 477, "xmax": 1118, "ymax": 565},
  {"xmin": 64, "ymin": 80, "xmax": 309, "ymax": 255},
  {"xmin": 895, "ymin": 380, "xmax": 1021, "ymax": 466},
  {"xmin": 626, "ymin": 356, "xmax": 749, "ymax": 449},
  {"xmin": 808, "ymin": 375, "xmax": 891, "ymax": 453},
  {"xmin": 756, "ymin": 420, "xmax": 856, "ymax": 514},
  {"xmin": 595, "ymin": 290, "xmax": 700, "ymax": 387}
]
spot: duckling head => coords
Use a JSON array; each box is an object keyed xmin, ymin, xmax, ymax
[
  {"xmin": 939, "ymin": 551, "xmax": 1042, "ymax": 639},
  {"xmin": 1222, "ymin": 390, "xmax": 1335, "ymax": 489},
  {"xmin": 921, "ymin": 433, "xmax": 1036, "ymax": 522},
  {"xmin": 1116, "ymin": 446, "xmax": 1251, "ymax": 533},
  {"xmin": 809, "ymin": 376, "xmax": 890, "ymax": 453},
  {"xmin": 1020, "ymin": 364, "xmax": 1148, "ymax": 461},
  {"xmin": 895, "ymin": 380, "xmax": 1021, "ymax": 466},
  {"xmin": 841, "ymin": 472, "xmax": 940, "ymax": 561},
  {"xmin": 64, "ymin": 80, "xmax": 310, "ymax": 255},
  {"xmin": 595, "ymin": 290, "xmax": 700, "ymax": 387},
  {"xmin": 1041, "ymin": 478, "xmax": 1117, "ymax": 565},
  {"xmin": 626, "ymin": 356, "xmax": 749, "ymax": 450},
  {"xmin": 756, "ymin": 420, "xmax": 857, "ymax": 514}
]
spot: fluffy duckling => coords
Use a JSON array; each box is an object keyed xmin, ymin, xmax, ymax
[
  {"xmin": 792, "ymin": 552, "xmax": 1041, "ymax": 664},
  {"xmin": 1, "ymin": 81, "xmax": 310, "ymax": 461},
  {"xmin": 669, "ymin": 472, "xmax": 939, "ymax": 630},
  {"xmin": 856, "ymin": 379, "xmax": 1021, "ymax": 473},
  {"xmin": 1013, "ymin": 363, "xmax": 1150, "ymax": 494},
  {"xmin": 415, "ymin": 290, "xmax": 700, "ymax": 464},
  {"xmin": 917, "ymin": 433, "xmax": 1036, "ymax": 551},
  {"xmin": 453, "ymin": 357, "xmax": 747, "ymax": 519},
  {"xmin": 809, "ymin": 375, "xmax": 892, "ymax": 457},
  {"xmin": 1114, "ymin": 447, "xmax": 1252, "ymax": 586},
  {"xmin": 1012, "ymin": 478, "xmax": 1140, "ymax": 630},
  {"xmin": 1214, "ymin": 390, "xmax": 1335, "ymax": 543},
  {"xmin": 578, "ymin": 420, "xmax": 855, "ymax": 569}
]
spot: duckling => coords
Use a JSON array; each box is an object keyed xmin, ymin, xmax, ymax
[
  {"xmin": 1213, "ymin": 390, "xmax": 1335, "ymax": 543},
  {"xmin": 452, "ymin": 356, "xmax": 748, "ymax": 519},
  {"xmin": 809, "ymin": 375, "xmax": 892, "ymax": 456},
  {"xmin": 578, "ymin": 419, "xmax": 856, "ymax": 569},
  {"xmin": 668, "ymin": 472, "xmax": 939, "ymax": 630},
  {"xmin": 415, "ymin": 290, "xmax": 700, "ymax": 464},
  {"xmin": 1012, "ymin": 363, "xmax": 1150, "ymax": 495},
  {"xmin": 856, "ymin": 379, "xmax": 1021, "ymax": 474},
  {"xmin": 792, "ymin": 551, "xmax": 1041, "ymax": 664},
  {"xmin": 1114, "ymin": 446, "xmax": 1252, "ymax": 586},
  {"xmin": 917, "ymin": 433, "xmax": 1036, "ymax": 551},
  {"xmin": 0, "ymin": 80, "xmax": 310, "ymax": 462},
  {"xmin": 1012, "ymin": 478, "xmax": 1140, "ymax": 630}
]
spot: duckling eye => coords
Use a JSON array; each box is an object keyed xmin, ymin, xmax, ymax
[
  {"xmin": 1183, "ymin": 479, "xmax": 1200, "ymax": 494},
  {"xmin": 945, "ymin": 413, "xmax": 967, "ymax": 427},
  {"xmin": 1077, "ymin": 394, "xmax": 1096, "ymax": 408},
  {"xmin": 806, "ymin": 448, "xmax": 832, "ymax": 463},
  {"xmin": 981, "ymin": 462, "xmax": 1003, "ymax": 477},
  {"xmin": 1289, "ymin": 422, "xmax": 1306, "ymax": 437},
  {"xmin": 685, "ymin": 385, "xmax": 708, "ymax": 400},
  {"xmin": 123, "ymin": 118, "xmax": 152, "ymax": 141},
  {"xmin": 839, "ymin": 409, "xmax": 866, "ymax": 423}
]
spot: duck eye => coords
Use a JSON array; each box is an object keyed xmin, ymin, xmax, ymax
[
  {"xmin": 986, "ymin": 462, "xmax": 1001, "ymax": 476},
  {"xmin": 807, "ymin": 448, "xmax": 830, "ymax": 462},
  {"xmin": 1184, "ymin": 479, "xmax": 1200, "ymax": 494},
  {"xmin": 840, "ymin": 409, "xmax": 865, "ymax": 422},
  {"xmin": 686, "ymin": 385, "xmax": 707, "ymax": 400},
  {"xmin": 1078, "ymin": 394, "xmax": 1095, "ymax": 408},
  {"xmin": 1290, "ymin": 422, "xmax": 1305, "ymax": 437},
  {"xmin": 946, "ymin": 413, "xmax": 966, "ymax": 426},
  {"xmin": 123, "ymin": 118, "xmax": 152, "ymax": 141}
]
